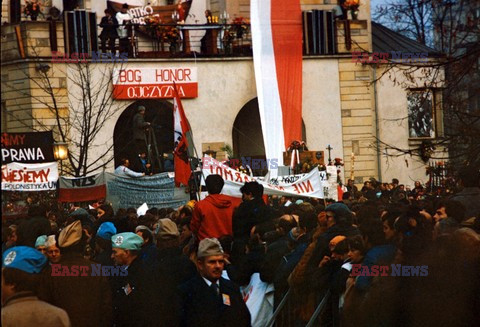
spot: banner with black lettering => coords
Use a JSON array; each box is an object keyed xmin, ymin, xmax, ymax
[
  {"xmin": 202, "ymin": 156, "xmax": 324, "ymax": 198},
  {"xmin": 58, "ymin": 173, "xmax": 107, "ymax": 202},
  {"xmin": 105, "ymin": 172, "xmax": 189, "ymax": 210},
  {"xmin": 2, "ymin": 162, "xmax": 58, "ymax": 191},
  {"xmin": 1, "ymin": 131, "xmax": 55, "ymax": 164}
]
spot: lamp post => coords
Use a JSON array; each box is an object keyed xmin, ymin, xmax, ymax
[{"xmin": 53, "ymin": 141, "xmax": 68, "ymax": 175}]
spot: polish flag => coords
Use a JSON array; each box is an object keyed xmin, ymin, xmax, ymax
[
  {"xmin": 251, "ymin": 0, "xmax": 303, "ymax": 174},
  {"xmin": 173, "ymin": 83, "xmax": 192, "ymax": 187}
]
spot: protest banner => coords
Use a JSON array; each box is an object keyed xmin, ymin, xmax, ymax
[
  {"xmin": 202, "ymin": 156, "xmax": 325, "ymax": 198},
  {"xmin": 1, "ymin": 131, "xmax": 55, "ymax": 164},
  {"xmin": 105, "ymin": 172, "xmax": 189, "ymax": 210},
  {"xmin": 58, "ymin": 173, "xmax": 106, "ymax": 202},
  {"xmin": 2, "ymin": 162, "xmax": 58, "ymax": 191}
]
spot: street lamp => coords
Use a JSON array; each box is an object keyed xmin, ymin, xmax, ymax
[{"xmin": 53, "ymin": 142, "xmax": 68, "ymax": 174}]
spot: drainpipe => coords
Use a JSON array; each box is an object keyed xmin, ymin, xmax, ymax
[{"xmin": 372, "ymin": 64, "xmax": 382, "ymax": 182}]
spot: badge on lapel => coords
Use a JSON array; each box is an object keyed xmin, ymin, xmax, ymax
[{"xmin": 222, "ymin": 294, "xmax": 231, "ymax": 306}]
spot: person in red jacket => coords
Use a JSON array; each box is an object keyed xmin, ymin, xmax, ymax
[{"xmin": 191, "ymin": 175, "xmax": 241, "ymax": 241}]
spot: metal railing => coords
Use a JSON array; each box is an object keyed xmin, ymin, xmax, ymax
[{"xmin": 265, "ymin": 288, "xmax": 332, "ymax": 327}]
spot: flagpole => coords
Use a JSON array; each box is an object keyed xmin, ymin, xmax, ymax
[{"xmin": 172, "ymin": 82, "xmax": 202, "ymax": 201}]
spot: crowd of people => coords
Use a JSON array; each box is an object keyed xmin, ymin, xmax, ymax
[{"xmin": 2, "ymin": 165, "xmax": 480, "ymax": 326}]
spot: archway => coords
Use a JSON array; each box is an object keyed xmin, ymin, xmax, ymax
[
  {"xmin": 113, "ymin": 100, "xmax": 174, "ymax": 171},
  {"xmin": 232, "ymin": 98, "xmax": 306, "ymax": 170}
]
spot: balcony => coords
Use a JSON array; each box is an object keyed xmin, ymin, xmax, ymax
[{"xmin": 1, "ymin": 17, "xmax": 369, "ymax": 63}]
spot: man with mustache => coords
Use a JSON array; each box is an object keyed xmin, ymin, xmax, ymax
[{"xmin": 178, "ymin": 238, "xmax": 251, "ymax": 327}]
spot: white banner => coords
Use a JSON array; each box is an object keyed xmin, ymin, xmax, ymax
[
  {"xmin": 202, "ymin": 157, "xmax": 324, "ymax": 198},
  {"xmin": 2, "ymin": 162, "xmax": 58, "ymax": 191}
]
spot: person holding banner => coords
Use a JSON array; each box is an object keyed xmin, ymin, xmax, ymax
[{"xmin": 115, "ymin": 158, "xmax": 145, "ymax": 178}]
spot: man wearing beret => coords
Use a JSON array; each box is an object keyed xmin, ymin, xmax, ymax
[
  {"xmin": 38, "ymin": 220, "xmax": 113, "ymax": 327},
  {"xmin": 2, "ymin": 246, "xmax": 70, "ymax": 326},
  {"xmin": 110, "ymin": 232, "xmax": 177, "ymax": 326},
  {"xmin": 178, "ymin": 238, "xmax": 251, "ymax": 327}
]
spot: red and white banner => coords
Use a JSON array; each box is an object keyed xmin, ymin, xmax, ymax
[
  {"xmin": 202, "ymin": 157, "xmax": 324, "ymax": 198},
  {"xmin": 1, "ymin": 162, "xmax": 58, "ymax": 191},
  {"xmin": 251, "ymin": 0, "xmax": 303, "ymax": 174},
  {"xmin": 173, "ymin": 84, "xmax": 192, "ymax": 187},
  {"xmin": 112, "ymin": 67, "xmax": 198, "ymax": 99},
  {"xmin": 58, "ymin": 173, "xmax": 106, "ymax": 202}
]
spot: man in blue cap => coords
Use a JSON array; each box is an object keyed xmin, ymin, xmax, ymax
[
  {"xmin": 110, "ymin": 232, "xmax": 178, "ymax": 326},
  {"xmin": 2, "ymin": 246, "xmax": 70, "ymax": 326},
  {"xmin": 93, "ymin": 222, "xmax": 117, "ymax": 267}
]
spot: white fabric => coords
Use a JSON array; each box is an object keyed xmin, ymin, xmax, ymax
[
  {"xmin": 136, "ymin": 202, "xmax": 149, "ymax": 216},
  {"xmin": 116, "ymin": 12, "xmax": 132, "ymax": 38},
  {"xmin": 114, "ymin": 165, "xmax": 144, "ymax": 178},
  {"xmin": 251, "ymin": 0, "xmax": 285, "ymax": 178},
  {"xmin": 240, "ymin": 273, "xmax": 275, "ymax": 327},
  {"xmin": 202, "ymin": 157, "xmax": 325, "ymax": 198}
]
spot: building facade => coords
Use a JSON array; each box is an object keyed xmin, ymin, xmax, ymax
[{"xmin": 1, "ymin": 0, "xmax": 446, "ymax": 186}]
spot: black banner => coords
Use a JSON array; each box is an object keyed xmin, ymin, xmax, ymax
[{"xmin": 1, "ymin": 131, "xmax": 55, "ymax": 164}]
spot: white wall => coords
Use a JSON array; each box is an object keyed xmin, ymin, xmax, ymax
[
  {"xmin": 376, "ymin": 66, "xmax": 446, "ymax": 185},
  {"xmin": 66, "ymin": 58, "xmax": 344, "ymax": 174}
]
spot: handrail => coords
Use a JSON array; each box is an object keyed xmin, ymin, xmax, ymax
[
  {"xmin": 265, "ymin": 288, "xmax": 291, "ymax": 327},
  {"xmin": 305, "ymin": 290, "xmax": 331, "ymax": 327}
]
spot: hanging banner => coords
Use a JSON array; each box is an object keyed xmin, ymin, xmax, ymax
[
  {"xmin": 1, "ymin": 131, "xmax": 55, "ymax": 164},
  {"xmin": 112, "ymin": 67, "xmax": 198, "ymax": 99},
  {"xmin": 202, "ymin": 157, "xmax": 324, "ymax": 198},
  {"xmin": 1, "ymin": 162, "xmax": 58, "ymax": 191},
  {"xmin": 58, "ymin": 173, "xmax": 107, "ymax": 202},
  {"xmin": 251, "ymin": 0, "xmax": 303, "ymax": 174},
  {"xmin": 105, "ymin": 172, "xmax": 189, "ymax": 210}
]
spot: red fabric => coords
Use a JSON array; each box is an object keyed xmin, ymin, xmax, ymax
[
  {"xmin": 58, "ymin": 185, "xmax": 106, "ymax": 203},
  {"xmin": 271, "ymin": 0, "xmax": 303, "ymax": 148},
  {"xmin": 173, "ymin": 83, "xmax": 192, "ymax": 187},
  {"xmin": 191, "ymin": 194, "xmax": 242, "ymax": 241},
  {"xmin": 337, "ymin": 185, "xmax": 344, "ymax": 200}
]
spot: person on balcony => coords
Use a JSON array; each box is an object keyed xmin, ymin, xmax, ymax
[
  {"xmin": 99, "ymin": 9, "xmax": 118, "ymax": 54},
  {"xmin": 201, "ymin": 10, "xmax": 214, "ymax": 54},
  {"xmin": 116, "ymin": 3, "xmax": 132, "ymax": 56}
]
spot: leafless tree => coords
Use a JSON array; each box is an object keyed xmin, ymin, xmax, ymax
[
  {"xmin": 371, "ymin": 0, "xmax": 480, "ymax": 168},
  {"xmin": 2, "ymin": 55, "xmax": 125, "ymax": 177}
]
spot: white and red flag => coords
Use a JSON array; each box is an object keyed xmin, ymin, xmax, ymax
[
  {"xmin": 173, "ymin": 83, "xmax": 192, "ymax": 187},
  {"xmin": 251, "ymin": 0, "xmax": 303, "ymax": 175}
]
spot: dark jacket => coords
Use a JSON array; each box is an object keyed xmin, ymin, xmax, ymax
[
  {"xmin": 111, "ymin": 256, "xmax": 177, "ymax": 326},
  {"xmin": 132, "ymin": 112, "xmax": 149, "ymax": 141},
  {"xmin": 178, "ymin": 274, "xmax": 251, "ymax": 327},
  {"xmin": 450, "ymin": 187, "xmax": 480, "ymax": 220},
  {"xmin": 39, "ymin": 252, "xmax": 113, "ymax": 327},
  {"xmin": 99, "ymin": 15, "xmax": 118, "ymax": 38},
  {"xmin": 260, "ymin": 234, "xmax": 291, "ymax": 283},
  {"xmin": 304, "ymin": 224, "xmax": 361, "ymax": 285}
]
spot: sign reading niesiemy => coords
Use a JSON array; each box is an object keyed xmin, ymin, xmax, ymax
[
  {"xmin": 2, "ymin": 162, "xmax": 58, "ymax": 191},
  {"xmin": 112, "ymin": 67, "xmax": 198, "ymax": 99}
]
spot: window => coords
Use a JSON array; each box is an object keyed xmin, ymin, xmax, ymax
[{"xmin": 407, "ymin": 89, "xmax": 443, "ymax": 138}]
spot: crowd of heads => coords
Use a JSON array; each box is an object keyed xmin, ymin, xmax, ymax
[{"xmin": 2, "ymin": 166, "xmax": 479, "ymax": 325}]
